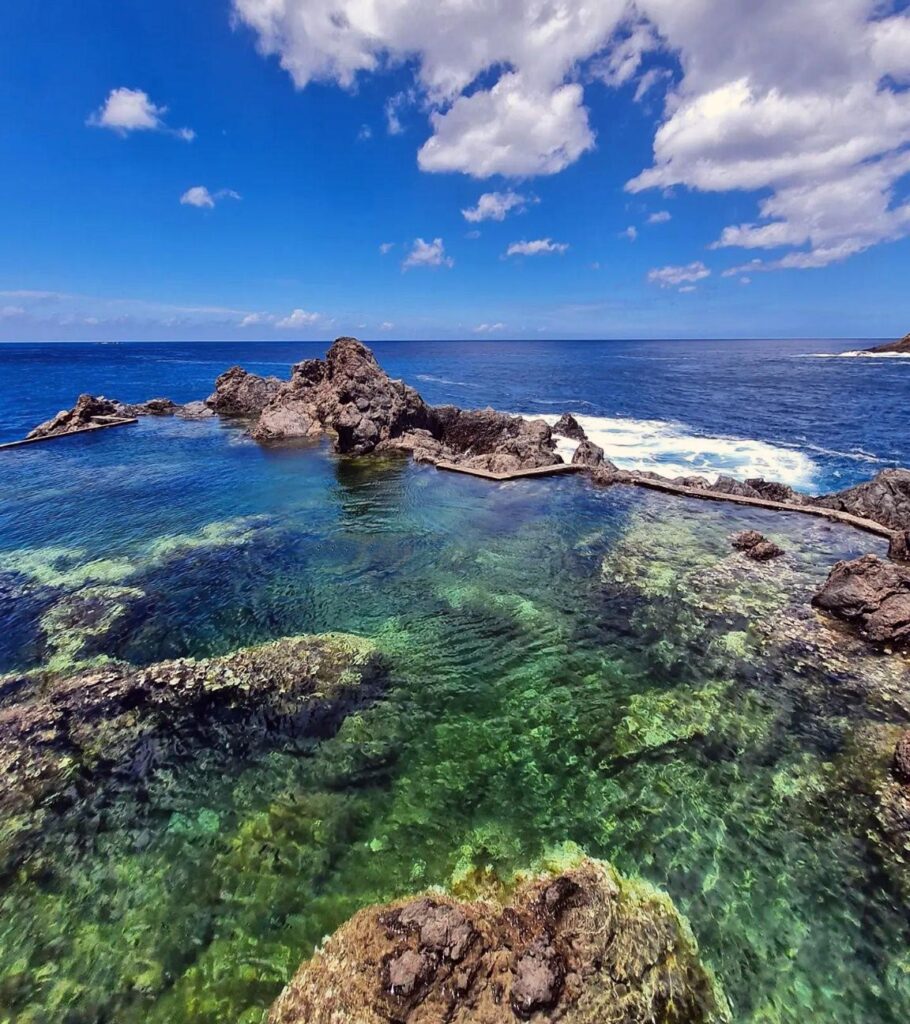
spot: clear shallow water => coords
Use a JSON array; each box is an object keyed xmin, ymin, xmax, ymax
[{"xmin": 1, "ymin": 342, "xmax": 910, "ymax": 1024}]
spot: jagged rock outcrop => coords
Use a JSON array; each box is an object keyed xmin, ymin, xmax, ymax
[
  {"xmin": 268, "ymin": 857, "xmax": 729, "ymax": 1024},
  {"xmin": 553, "ymin": 414, "xmax": 587, "ymax": 441},
  {"xmin": 890, "ymin": 531, "xmax": 910, "ymax": 563},
  {"xmin": 0, "ymin": 633, "xmax": 383, "ymax": 819},
  {"xmin": 206, "ymin": 366, "xmax": 283, "ymax": 417},
  {"xmin": 812, "ymin": 554, "xmax": 910, "ymax": 645},
  {"xmin": 867, "ymin": 333, "xmax": 910, "ymax": 354},
  {"xmin": 813, "ymin": 469, "xmax": 910, "ymax": 532},
  {"xmin": 571, "ymin": 440, "xmax": 605, "ymax": 468},
  {"xmin": 26, "ymin": 394, "xmax": 126, "ymax": 440},
  {"xmin": 731, "ymin": 531, "xmax": 784, "ymax": 561},
  {"xmin": 894, "ymin": 731, "xmax": 910, "ymax": 784}
]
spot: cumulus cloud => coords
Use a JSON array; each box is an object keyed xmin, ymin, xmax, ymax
[
  {"xmin": 89, "ymin": 87, "xmax": 194, "ymax": 140},
  {"xmin": 473, "ymin": 322, "xmax": 506, "ymax": 333},
  {"xmin": 648, "ymin": 210, "xmax": 671, "ymax": 224},
  {"xmin": 505, "ymin": 238, "xmax": 569, "ymax": 257},
  {"xmin": 233, "ymin": 0, "xmax": 910, "ymax": 268},
  {"xmin": 621, "ymin": 226, "xmax": 638, "ymax": 241},
  {"xmin": 276, "ymin": 308, "xmax": 322, "ymax": 328},
  {"xmin": 402, "ymin": 237, "xmax": 453, "ymax": 269},
  {"xmin": 462, "ymin": 191, "xmax": 529, "ymax": 223},
  {"xmin": 647, "ymin": 261, "xmax": 711, "ymax": 288},
  {"xmin": 180, "ymin": 186, "xmax": 241, "ymax": 208}
]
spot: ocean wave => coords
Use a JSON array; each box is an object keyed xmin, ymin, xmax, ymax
[
  {"xmin": 525, "ymin": 397, "xmax": 597, "ymax": 407},
  {"xmin": 534, "ymin": 413, "xmax": 820, "ymax": 491},
  {"xmin": 416, "ymin": 374, "xmax": 482, "ymax": 388}
]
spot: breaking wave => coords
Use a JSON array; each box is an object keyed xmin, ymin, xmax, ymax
[
  {"xmin": 802, "ymin": 351, "xmax": 910, "ymax": 359},
  {"xmin": 536, "ymin": 413, "xmax": 820, "ymax": 491}
]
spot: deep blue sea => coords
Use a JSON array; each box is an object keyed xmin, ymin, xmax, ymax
[{"xmin": 0, "ymin": 337, "xmax": 906, "ymax": 490}]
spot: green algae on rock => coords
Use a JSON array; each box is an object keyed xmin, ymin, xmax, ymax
[
  {"xmin": 268, "ymin": 856, "xmax": 730, "ymax": 1024},
  {"xmin": 0, "ymin": 632, "xmax": 384, "ymax": 823}
]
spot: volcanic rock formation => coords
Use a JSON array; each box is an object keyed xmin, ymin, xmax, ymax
[
  {"xmin": 812, "ymin": 554, "xmax": 910, "ymax": 645},
  {"xmin": 268, "ymin": 856, "xmax": 729, "ymax": 1024},
  {"xmin": 866, "ymin": 333, "xmax": 910, "ymax": 354}
]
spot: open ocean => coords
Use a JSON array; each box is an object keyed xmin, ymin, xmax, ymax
[{"xmin": 0, "ymin": 337, "xmax": 906, "ymax": 490}]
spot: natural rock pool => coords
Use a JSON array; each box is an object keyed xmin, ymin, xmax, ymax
[{"xmin": 1, "ymin": 414, "xmax": 909, "ymax": 1023}]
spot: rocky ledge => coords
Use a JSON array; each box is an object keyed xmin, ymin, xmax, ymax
[
  {"xmin": 812, "ymin": 554, "xmax": 910, "ymax": 646},
  {"xmin": 268, "ymin": 856, "xmax": 729, "ymax": 1024},
  {"xmin": 0, "ymin": 632, "xmax": 383, "ymax": 820},
  {"xmin": 866, "ymin": 332, "xmax": 910, "ymax": 355},
  {"xmin": 206, "ymin": 336, "xmax": 561, "ymax": 474},
  {"xmin": 26, "ymin": 393, "xmax": 212, "ymax": 440}
]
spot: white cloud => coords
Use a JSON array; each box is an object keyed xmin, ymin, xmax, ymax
[
  {"xmin": 506, "ymin": 238, "xmax": 569, "ymax": 257},
  {"xmin": 402, "ymin": 237, "xmax": 453, "ymax": 269},
  {"xmin": 621, "ymin": 226, "xmax": 638, "ymax": 241},
  {"xmin": 419, "ymin": 75, "xmax": 594, "ymax": 177},
  {"xmin": 473, "ymin": 322, "xmax": 506, "ymax": 333},
  {"xmin": 379, "ymin": 321, "xmax": 394, "ymax": 330},
  {"xmin": 379, "ymin": 242, "xmax": 395, "ymax": 254},
  {"xmin": 648, "ymin": 261, "xmax": 711, "ymax": 288},
  {"xmin": 89, "ymin": 87, "xmax": 194, "ymax": 140},
  {"xmin": 0, "ymin": 305, "xmax": 25, "ymax": 318},
  {"xmin": 233, "ymin": 0, "xmax": 910, "ymax": 268},
  {"xmin": 462, "ymin": 191, "xmax": 529, "ymax": 223},
  {"xmin": 358, "ymin": 124, "xmax": 373, "ymax": 141},
  {"xmin": 678, "ymin": 285, "xmax": 697, "ymax": 293},
  {"xmin": 740, "ymin": 277, "xmax": 751, "ymax": 285},
  {"xmin": 276, "ymin": 308, "xmax": 322, "ymax": 328},
  {"xmin": 385, "ymin": 89, "xmax": 415, "ymax": 134},
  {"xmin": 648, "ymin": 210, "xmax": 671, "ymax": 224},
  {"xmin": 180, "ymin": 186, "xmax": 242, "ymax": 209}
]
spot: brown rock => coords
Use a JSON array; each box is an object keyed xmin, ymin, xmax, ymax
[
  {"xmin": 571, "ymin": 440, "xmax": 605, "ymax": 468},
  {"xmin": 867, "ymin": 333, "xmax": 910, "ymax": 354},
  {"xmin": 812, "ymin": 554, "xmax": 910, "ymax": 645},
  {"xmin": 206, "ymin": 366, "xmax": 283, "ymax": 417},
  {"xmin": 889, "ymin": 531, "xmax": 910, "ymax": 563},
  {"xmin": 26, "ymin": 394, "xmax": 123, "ymax": 440},
  {"xmin": 553, "ymin": 414, "xmax": 587, "ymax": 441},
  {"xmin": 894, "ymin": 731, "xmax": 910, "ymax": 785},
  {"xmin": 814, "ymin": 469, "xmax": 910, "ymax": 532},
  {"xmin": 268, "ymin": 858, "xmax": 730, "ymax": 1024},
  {"xmin": 731, "ymin": 531, "xmax": 784, "ymax": 561}
]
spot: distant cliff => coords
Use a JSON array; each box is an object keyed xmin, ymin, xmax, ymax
[{"xmin": 867, "ymin": 333, "xmax": 910, "ymax": 354}]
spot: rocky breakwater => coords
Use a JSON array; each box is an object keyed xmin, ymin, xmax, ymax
[
  {"xmin": 0, "ymin": 632, "xmax": 384, "ymax": 826},
  {"xmin": 210, "ymin": 336, "xmax": 562, "ymax": 473},
  {"xmin": 268, "ymin": 856, "xmax": 729, "ymax": 1024}
]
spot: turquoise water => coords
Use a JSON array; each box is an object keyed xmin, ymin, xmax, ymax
[{"xmin": 1, "ymin": 345, "xmax": 910, "ymax": 1022}]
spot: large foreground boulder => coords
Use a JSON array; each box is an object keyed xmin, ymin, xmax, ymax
[
  {"xmin": 269, "ymin": 857, "xmax": 729, "ymax": 1024},
  {"xmin": 812, "ymin": 554, "xmax": 910, "ymax": 645},
  {"xmin": 0, "ymin": 632, "xmax": 383, "ymax": 819},
  {"xmin": 813, "ymin": 469, "xmax": 910, "ymax": 532}
]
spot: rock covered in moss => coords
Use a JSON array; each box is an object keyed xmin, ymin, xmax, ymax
[
  {"xmin": 0, "ymin": 633, "xmax": 384, "ymax": 818},
  {"xmin": 268, "ymin": 857, "xmax": 729, "ymax": 1024},
  {"xmin": 812, "ymin": 554, "xmax": 910, "ymax": 645}
]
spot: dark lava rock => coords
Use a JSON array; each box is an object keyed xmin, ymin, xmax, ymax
[
  {"xmin": 894, "ymin": 731, "xmax": 910, "ymax": 784},
  {"xmin": 175, "ymin": 400, "xmax": 215, "ymax": 420},
  {"xmin": 731, "ymin": 531, "xmax": 784, "ymax": 561},
  {"xmin": 889, "ymin": 530, "xmax": 910, "ymax": 563},
  {"xmin": 26, "ymin": 394, "xmax": 124, "ymax": 440},
  {"xmin": 553, "ymin": 414, "xmax": 587, "ymax": 441},
  {"xmin": 0, "ymin": 633, "xmax": 383, "ymax": 819},
  {"xmin": 571, "ymin": 440, "xmax": 605, "ymax": 468},
  {"xmin": 867, "ymin": 333, "xmax": 910, "ymax": 354},
  {"xmin": 812, "ymin": 554, "xmax": 910, "ymax": 645},
  {"xmin": 206, "ymin": 365, "xmax": 283, "ymax": 417},
  {"xmin": 268, "ymin": 857, "xmax": 729, "ymax": 1024},
  {"xmin": 813, "ymin": 469, "xmax": 910, "ymax": 532},
  {"xmin": 711, "ymin": 476, "xmax": 807, "ymax": 505}
]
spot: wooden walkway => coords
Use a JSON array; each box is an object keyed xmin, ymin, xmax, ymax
[{"xmin": 0, "ymin": 418, "xmax": 137, "ymax": 451}]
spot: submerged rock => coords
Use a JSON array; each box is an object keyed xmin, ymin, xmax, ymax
[
  {"xmin": 268, "ymin": 857, "xmax": 729, "ymax": 1024},
  {"xmin": 26, "ymin": 394, "xmax": 126, "ymax": 440},
  {"xmin": 553, "ymin": 413, "xmax": 587, "ymax": 441},
  {"xmin": 731, "ymin": 531, "xmax": 784, "ymax": 561},
  {"xmin": 812, "ymin": 554, "xmax": 910, "ymax": 645},
  {"xmin": 0, "ymin": 632, "xmax": 384, "ymax": 819}
]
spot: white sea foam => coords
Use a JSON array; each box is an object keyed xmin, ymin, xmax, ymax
[
  {"xmin": 416, "ymin": 374, "xmax": 482, "ymax": 388},
  {"xmin": 533, "ymin": 413, "xmax": 820, "ymax": 491},
  {"xmin": 802, "ymin": 351, "xmax": 910, "ymax": 359}
]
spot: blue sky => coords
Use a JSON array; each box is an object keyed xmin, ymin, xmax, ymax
[{"xmin": 1, "ymin": 0, "xmax": 909, "ymax": 341}]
